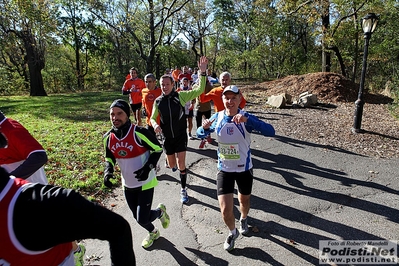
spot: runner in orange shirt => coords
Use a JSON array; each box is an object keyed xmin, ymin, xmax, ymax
[
  {"xmin": 122, "ymin": 67, "xmax": 146, "ymax": 126},
  {"xmin": 142, "ymin": 73, "xmax": 162, "ymax": 136},
  {"xmin": 172, "ymin": 66, "xmax": 182, "ymax": 90},
  {"xmin": 199, "ymin": 71, "xmax": 246, "ymax": 112}
]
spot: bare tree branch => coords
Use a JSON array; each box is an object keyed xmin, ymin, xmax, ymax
[
  {"xmin": 331, "ymin": 1, "xmax": 366, "ymax": 37},
  {"xmin": 288, "ymin": 0, "xmax": 312, "ymax": 15}
]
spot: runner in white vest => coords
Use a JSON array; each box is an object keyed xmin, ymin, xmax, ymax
[{"xmin": 197, "ymin": 85, "xmax": 275, "ymax": 252}]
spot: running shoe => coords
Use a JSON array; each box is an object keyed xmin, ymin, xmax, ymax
[
  {"xmin": 199, "ymin": 139, "xmax": 206, "ymax": 149},
  {"xmin": 224, "ymin": 231, "xmax": 240, "ymax": 251},
  {"xmin": 189, "ymin": 133, "xmax": 195, "ymax": 140},
  {"xmin": 239, "ymin": 218, "xmax": 249, "ymax": 235},
  {"xmin": 180, "ymin": 189, "xmax": 189, "ymax": 204},
  {"xmin": 142, "ymin": 228, "xmax": 160, "ymax": 249},
  {"xmin": 74, "ymin": 244, "xmax": 86, "ymax": 266},
  {"xmin": 157, "ymin": 203, "xmax": 170, "ymax": 229}
]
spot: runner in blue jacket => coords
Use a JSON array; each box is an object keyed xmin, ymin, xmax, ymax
[{"xmin": 196, "ymin": 85, "xmax": 275, "ymax": 252}]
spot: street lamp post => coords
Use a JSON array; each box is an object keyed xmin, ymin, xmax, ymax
[{"xmin": 352, "ymin": 13, "xmax": 379, "ymax": 133}]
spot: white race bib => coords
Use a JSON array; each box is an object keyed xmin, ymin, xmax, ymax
[{"xmin": 219, "ymin": 143, "xmax": 240, "ymax": 160}]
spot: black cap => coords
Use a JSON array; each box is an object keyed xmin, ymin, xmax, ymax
[{"xmin": 110, "ymin": 99, "xmax": 131, "ymax": 117}]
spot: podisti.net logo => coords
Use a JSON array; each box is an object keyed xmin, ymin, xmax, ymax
[{"xmin": 319, "ymin": 240, "xmax": 397, "ymax": 265}]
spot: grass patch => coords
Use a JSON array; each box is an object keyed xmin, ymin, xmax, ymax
[
  {"xmin": 387, "ymin": 88, "xmax": 399, "ymax": 119},
  {"xmin": 388, "ymin": 101, "xmax": 399, "ymax": 120},
  {"xmin": 0, "ymin": 91, "xmax": 125, "ymax": 200}
]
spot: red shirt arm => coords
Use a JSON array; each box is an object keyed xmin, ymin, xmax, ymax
[
  {"xmin": 122, "ymin": 80, "xmax": 131, "ymax": 95},
  {"xmin": 239, "ymin": 93, "xmax": 247, "ymax": 109}
]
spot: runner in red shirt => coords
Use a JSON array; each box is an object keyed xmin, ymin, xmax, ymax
[
  {"xmin": 0, "ymin": 133, "xmax": 136, "ymax": 266},
  {"xmin": 199, "ymin": 71, "xmax": 246, "ymax": 112},
  {"xmin": 0, "ymin": 111, "xmax": 93, "ymax": 264},
  {"xmin": 122, "ymin": 67, "xmax": 146, "ymax": 126},
  {"xmin": 0, "ymin": 111, "xmax": 48, "ymax": 184},
  {"xmin": 141, "ymin": 73, "xmax": 162, "ymax": 135}
]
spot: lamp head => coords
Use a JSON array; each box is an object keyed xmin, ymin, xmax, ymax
[{"xmin": 362, "ymin": 13, "xmax": 378, "ymax": 36}]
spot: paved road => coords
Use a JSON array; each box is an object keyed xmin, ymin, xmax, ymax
[{"xmin": 83, "ymin": 132, "xmax": 399, "ymax": 265}]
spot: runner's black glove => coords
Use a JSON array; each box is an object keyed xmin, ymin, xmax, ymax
[
  {"xmin": 104, "ymin": 173, "xmax": 115, "ymax": 188},
  {"xmin": 134, "ymin": 164, "xmax": 152, "ymax": 181}
]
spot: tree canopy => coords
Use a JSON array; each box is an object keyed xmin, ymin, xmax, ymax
[{"xmin": 0, "ymin": 0, "xmax": 398, "ymax": 96}]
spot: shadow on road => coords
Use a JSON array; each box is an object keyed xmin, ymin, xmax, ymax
[
  {"xmin": 182, "ymin": 133, "xmax": 398, "ymax": 265},
  {"xmin": 146, "ymin": 238, "xmax": 197, "ymax": 266}
]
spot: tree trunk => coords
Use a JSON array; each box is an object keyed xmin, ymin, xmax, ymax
[
  {"xmin": 28, "ymin": 66, "xmax": 46, "ymax": 96},
  {"xmin": 22, "ymin": 30, "xmax": 47, "ymax": 96},
  {"xmin": 321, "ymin": 0, "xmax": 331, "ymax": 72},
  {"xmin": 322, "ymin": 46, "xmax": 331, "ymax": 72},
  {"xmin": 146, "ymin": 53, "xmax": 155, "ymax": 74},
  {"xmin": 75, "ymin": 45, "xmax": 83, "ymax": 90},
  {"xmin": 330, "ymin": 46, "xmax": 346, "ymax": 77},
  {"xmin": 146, "ymin": 0, "xmax": 155, "ymax": 74}
]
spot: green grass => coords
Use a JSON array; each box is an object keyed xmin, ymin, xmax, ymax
[
  {"xmin": 388, "ymin": 102, "xmax": 399, "ymax": 119},
  {"xmin": 388, "ymin": 91, "xmax": 399, "ymax": 119},
  {"xmin": 0, "ymin": 91, "xmax": 124, "ymax": 200}
]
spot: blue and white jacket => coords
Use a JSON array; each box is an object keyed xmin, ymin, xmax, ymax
[{"xmin": 197, "ymin": 109, "xmax": 275, "ymax": 172}]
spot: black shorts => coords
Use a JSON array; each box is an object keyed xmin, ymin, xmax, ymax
[
  {"xmin": 216, "ymin": 169, "xmax": 253, "ymax": 196},
  {"xmin": 130, "ymin": 103, "xmax": 142, "ymax": 112},
  {"xmin": 186, "ymin": 110, "xmax": 194, "ymax": 118},
  {"xmin": 163, "ymin": 133, "xmax": 188, "ymax": 155}
]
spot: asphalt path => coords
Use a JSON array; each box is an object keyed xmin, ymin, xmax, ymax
[{"xmin": 83, "ymin": 130, "xmax": 399, "ymax": 265}]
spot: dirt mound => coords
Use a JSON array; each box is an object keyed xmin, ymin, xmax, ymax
[{"xmin": 240, "ymin": 72, "xmax": 393, "ymax": 104}]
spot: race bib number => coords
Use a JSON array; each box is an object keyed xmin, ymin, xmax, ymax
[{"xmin": 219, "ymin": 143, "xmax": 240, "ymax": 160}]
